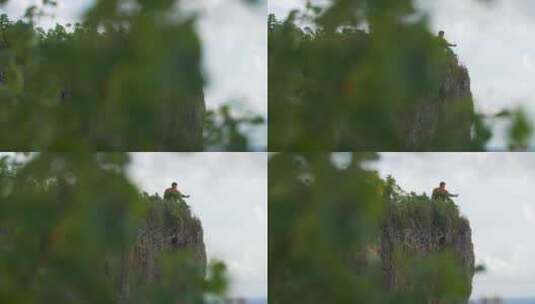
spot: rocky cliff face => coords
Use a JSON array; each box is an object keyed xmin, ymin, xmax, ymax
[
  {"xmin": 379, "ymin": 200, "xmax": 475, "ymax": 303},
  {"xmin": 157, "ymin": 91, "xmax": 206, "ymax": 151},
  {"xmin": 115, "ymin": 198, "xmax": 207, "ymax": 302},
  {"xmin": 402, "ymin": 56, "xmax": 475, "ymax": 150}
]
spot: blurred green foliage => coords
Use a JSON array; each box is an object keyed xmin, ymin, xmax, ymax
[
  {"xmin": 204, "ymin": 104, "xmax": 265, "ymax": 151},
  {"xmin": 0, "ymin": 153, "xmax": 228, "ymax": 303},
  {"xmin": 0, "ymin": 0, "xmax": 264, "ymax": 151},
  {"xmin": 269, "ymin": 153, "xmax": 475, "ymax": 304},
  {"xmin": 268, "ymin": 1, "xmax": 531, "ymax": 151},
  {"xmin": 507, "ymin": 109, "xmax": 533, "ymax": 151}
]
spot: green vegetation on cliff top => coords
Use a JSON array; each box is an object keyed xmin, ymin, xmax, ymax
[{"xmin": 383, "ymin": 175, "xmax": 468, "ymax": 232}]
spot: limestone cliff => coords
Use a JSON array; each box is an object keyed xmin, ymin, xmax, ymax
[
  {"xmin": 158, "ymin": 91, "xmax": 206, "ymax": 151},
  {"xmin": 115, "ymin": 196, "xmax": 207, "ymax": 302},
  {"xmin": 401, "ymin": 56, "xmax": 475, "ymax": 150},
  {"xmin": 379, "ymin": 199, "xmax": 475, "ymax": 303}
]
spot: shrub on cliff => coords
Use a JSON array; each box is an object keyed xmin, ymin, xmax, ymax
[{"xmin": 383, "ymin": 177, "xmax": 465, "ymax": 233}]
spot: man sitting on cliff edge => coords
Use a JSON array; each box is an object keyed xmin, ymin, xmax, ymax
[
  {"xmin": 438, "ymin": 31, "xmax": 456, "ymax": 48},
  {"xmin": 164, "ymin": 182, "xmax": 190, "ymax": 206},
  {"xmin": 432, "ymin": 182, "xmax": 459, "ymax": 202},
  {"xmin": 437, "ymin": 30, "xmax": 457, "ymax": 57}
]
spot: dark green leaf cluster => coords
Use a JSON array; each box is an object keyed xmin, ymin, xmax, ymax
[
  {"xmin": 508, "ymin": 109, "xmax": 533, "ymax": 151},
  {"xmin": 204, "ymin": 105, "xmax": 265, "ymax": 151},
  {"xmin": 0, "ymin": 7, "xmax": 207, "ymax": 150}
]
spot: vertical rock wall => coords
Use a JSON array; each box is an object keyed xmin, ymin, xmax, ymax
[
  {"xmin": 380, "ymin": 201, "xmax": 475, "ymax": 303},
  {"xmin": 402, "ymin": 57, "xmax": 475, "ymax": 150},
  {"xmin": 116, "ymin": 198, "xmax": 207, "ymax": 302}
]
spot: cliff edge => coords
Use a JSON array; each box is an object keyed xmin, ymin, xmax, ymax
[
  {"xmin": 381, "ymin": 198, "xmax": 474, "ymax": 301},
  {"xmin": 402, "ymin": 55, "xmax": 475, "ymax": 151},
  {"xmin": 355, "ymin": 189, "xmax": 476, "ymax": 304},
  {"xmin": 352, "ymin": 176, "xmax": 475, "ymax": 303},
  {"xmin": 115, "ymin": 196, "xmax": 207, "ymax": 302}
]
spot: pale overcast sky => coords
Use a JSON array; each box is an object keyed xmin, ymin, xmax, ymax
[
  {"xmin": 128, "ymin": 153, "xmax": 267, "ymax": 299},
  {"xmin": 373, "ymin": 152, "xmax": 535, "ymax": 300},
  {"xmin": 269, "ymin": 0, "xmax": 535, "ymax": 150},
  {"xmin": 2, "ymin": 0, "xmax": 267, "ymax": 148}
]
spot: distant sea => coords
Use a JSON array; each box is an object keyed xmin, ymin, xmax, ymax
[
  {"xmin": 471, "ymin": 298, "xmax": 535, "ymax": 304},
  {"xmin": 246, "ymin": 299, "xmax": 267, "ymax": 304},
  {"xmin": 245, "ymin": 298, "xmax": 535, "ymax": 304},
  {"xmin": 247, "ymin": 298, "xmax": 534, "ymax": 304},
  {"xmin": 246, "ymin": 299, "xmax": 268, "ymax": 304},
  {"xmin": 246, "ymin": 299, "xmax": 534, "ymax": 304},
  {"xmin": 504, "ymin": 299, "xmax": 535, "ymax": 304}
]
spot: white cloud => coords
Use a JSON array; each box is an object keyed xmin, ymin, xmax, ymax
[
  {"xmin": 522, "ymin": 203, "xmax": 535, "ymax": 224},
  {"xmin": 269, "ymin": 0, "xmax": 304, "ymax": 17},
  {"xmin": 480, "ymin": 255, "xmax": 514, "ymax": 276},
  {"xmin": 186, "ymin": 0, "xmax": 267, "ymax": 119}
]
